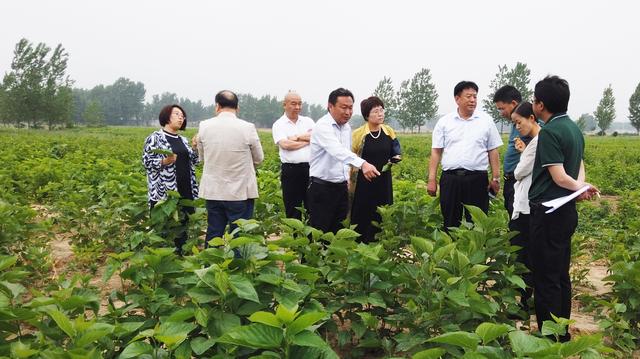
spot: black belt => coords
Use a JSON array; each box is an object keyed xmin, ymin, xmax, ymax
[
  {"xmin": 443, "ymin": 169, "xmax": 487, "ymax": 176},
  {"xmin": 310, "ymin": 177, "xmax": 347, "ymax": 186},
  {"xmin": 504, "ymin": 172, "xmax": 515, "ymax": 181},
  {"xmin": 282, "ymin": 162, "xmax": 309, "ymax": 167}
]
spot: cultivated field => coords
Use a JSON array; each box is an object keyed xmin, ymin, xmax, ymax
[{"xmin": 1, "ymin": 127, "xmax": 639, "ymax": 358}]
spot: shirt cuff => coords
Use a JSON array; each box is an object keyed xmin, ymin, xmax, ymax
[{"xmin": 350, "ymin": 157, "xmax": 365, "ymax": 168}]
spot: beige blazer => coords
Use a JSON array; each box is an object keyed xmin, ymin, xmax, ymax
[{"xmin": 197, "ymin": 111, "xmax": 264, "ymax": 200}]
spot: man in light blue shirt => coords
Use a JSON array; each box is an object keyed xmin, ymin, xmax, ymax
[{"xmin": 308, "ymin": 88, "xmax": 379, "ymax": 234}]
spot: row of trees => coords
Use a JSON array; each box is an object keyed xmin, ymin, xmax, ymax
[
  {"xmin": 0, "ymin": 39, "xmax": 328, "ymax": 129},
  {"xmin": 480, "ymin": 63, "xmax": 640, "ymax": 135},
  {"xmin": 2, "ymin": 38, "xmax": 640, "ymax": 133},
  {"xmin": 0, "ymin": 39, "xmax": 73, "ymax": 129}
]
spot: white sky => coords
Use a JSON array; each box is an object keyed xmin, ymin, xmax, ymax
[{"xmin": 2, "ymin": 0, "xmax": 639, "ymax": 121}]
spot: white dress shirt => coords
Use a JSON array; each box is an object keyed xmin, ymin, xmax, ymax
[
  {"xmin": 512, "ymin": 135, "xmax": 538, "ymax": 219},
  {"xmin": 432, "ymin": 110, "xmax": 503, "ymax": 171},
  {"xmin": 271, "ymin": 114, "xmax": 315, "ymax": 163},
  {"xmin": 309, "ymin": 113, "xmax": 364, "ymax": 183}
]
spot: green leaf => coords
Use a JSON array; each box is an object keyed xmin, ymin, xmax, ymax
[
  {"xmin": 249, "ymin": 311, "xmax": 281, "ymax": 328},
  {"xmin": 195, "ymin": 307, "xmax": 208, "ymax": 327},
  {"xmin": 427, "ymin": 331, "xmax": 479, "ymax": 350},
  {"xmin": 410, "ymin": 236, "xmax": 433, "ymax": 255},
  {"xmin": 468, "ymin": 264, "xmax": 489, "ymax": 277},
  {"xmin": 282, "ymin": 218, "xmax": 305, "ymax": 230},
  {"xmin": 229, "ymin": 275, "xmax": 260, "ymax": 303},
  {"xmin": 368, "ymin": 292, "xmax": 387, "ymax": 308},
  {"xmin": 560, "ymin": 334, "xmax": 603, "ymax": 357},
  {"xmin": 335, "ymin": 228, "xmax": 360, "ymax": 240},
  {"xmin": 446, "ymin": 289, "xmax": 469, "ymax": 307},
  {"xmin": 217, "ymin": 323, "xmax": 283, "ymax": 349},
  {"xmin": 118, "ymin": 341, "xmax": 153, "ymax": 359},
  {"xmin": 506, "ymin": 275, "xmax": 526, "ymax": 289},
  {"xmin": 76, "ymin": 323, "xmax": 115, "ymax": 347},
  {"xmin": 287, "ymin": 311, "xmax": 326, "ymax": 336},
  {"xmin": 475, "ymin": 322, "xmax": 511, "ymax": 345},
  {"xmin": 10, "ymin": 341, "xmax": 39, "ymax": 358},
  {"xmin": 412, "ymin": 348, "xmax": 447, "ymax": 359},
  {"xmin": 229, "ymin": 236, "xmax": 262, "ymax": 248},
  {"xmin": 291, "ymin": 331, "xmax": 328, "ymax": 348},
  {"xmin": 174, "ymin": 340, "xmax": 192, "ymax": 359},
  {"xmin": 275, "ymin": 303, "xmax": 299, "ymax": 324},
  {"xmin": 381, "ymin": 162, "xmax": 392, "ymax": 172},
  {"xmin": 47, "ymin": 308, "xmax": 76, "ymax": 338},
  {"xmin": 0, "ymin": 256, "xmax": 17, "ymax": 272},
  {"xmin": 508, "ymin": 330, "xmax": 552, "ymax": 355},
  {"xmin": 190, "ymin": 337, "xmax": 217, "ymax": 355},
  {"xmin": 154, "ymin": 321, "xmax": 197, "ymax": 350}
]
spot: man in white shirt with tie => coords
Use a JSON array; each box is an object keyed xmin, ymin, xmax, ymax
[
  {"xmin": 272, "ymin": 91, "xmax": 315, "ymax": 219},
  {"xmin": 308, "ymin": 88, "xmax": 379, "ymax": 234}
]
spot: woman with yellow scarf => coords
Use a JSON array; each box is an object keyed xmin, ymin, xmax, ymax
[{"xmin": 350, "ymin": 96, "xmax": 401, "ymax": 243}]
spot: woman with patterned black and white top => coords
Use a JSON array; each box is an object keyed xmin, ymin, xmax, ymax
[{"xmin": 142, "ymin": 104, "xmax": 199, "ymax": 254}]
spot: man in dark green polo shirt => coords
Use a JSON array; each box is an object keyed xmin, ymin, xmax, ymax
[{"xmin": 529, "ymin": 75, "xmax": 599, "ymax": 342}]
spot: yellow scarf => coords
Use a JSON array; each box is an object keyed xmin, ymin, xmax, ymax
[{"xmin": 351, "ymin": 123, "xmax": 397, "ymax": 157}]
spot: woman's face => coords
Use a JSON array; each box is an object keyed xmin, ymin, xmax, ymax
[
  {"xmin": 167, "ymin": 107, "xmax": 184, "ymax": 130},
  {"xmin": 367, "ymin": 106, "xmax": 385, "ymax": 125},
  {"xmin": 512, "ymin": 112, "xmax": 535, "ymax": 137}
]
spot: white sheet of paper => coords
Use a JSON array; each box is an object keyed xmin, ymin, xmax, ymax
[{"xmin": 541, "ymin": 185, "xmax": 591, "ymax": 214}]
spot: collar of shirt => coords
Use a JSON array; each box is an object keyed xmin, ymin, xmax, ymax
[
  {"xmin": 453, "ymin": 110, "xmax": 483, "ymax": 122},
  {"xmin": 547, "ymin": 112, "xmax": 568, "ymax": 124}
]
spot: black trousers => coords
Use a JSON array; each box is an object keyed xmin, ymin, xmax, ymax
[
  {"xmin": 509, "ymin": 213, "xmax": 534, "ymax": 306},
  {"xmin": 281, "ymin": 162, "xmax": 309, "ymax": 220},
  {"xmin": 439, "ymin": 170, "xmax": 489, "ymax": 229},
  {"xmin": 307, "ymin": 178, "xmax": 348, "ymax": 234},
  {"xmin": 530, "ymin": 201, "xmax": 577, "ymax": 341},
  {"xmin": 503, "ymin": 174, "xmax": 516, "ymax": 218}
]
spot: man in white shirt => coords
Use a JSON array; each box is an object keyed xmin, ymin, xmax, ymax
[
  {"xmin": 272, "ymin": 91, "xmax": 315, "ymax": 219},
  {"xmin": 427, "ymin": 81, "xmax": 503, "ymax": 230},
  {"xmin": 308, "ymin": 88, "xmax": 379, "ymax": 234}
]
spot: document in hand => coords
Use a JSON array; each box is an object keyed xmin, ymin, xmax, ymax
[{"xmin": 541, "ymin": 185, "xmax": 591, "ymax": 214}]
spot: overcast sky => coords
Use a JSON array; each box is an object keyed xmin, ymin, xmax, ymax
[{"xmin": 2, "ymin": 0, "xmax": 639, "ymax": 121}]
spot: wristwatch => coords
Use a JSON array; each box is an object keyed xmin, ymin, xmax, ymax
[{"xmin": 492, "ymin": 177, "xmax": 500, "ymax": 182}]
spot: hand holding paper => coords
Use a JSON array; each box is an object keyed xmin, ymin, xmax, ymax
[{"xmin": 541, "ymin": 184, "xmax": 598, "ymax": 214}]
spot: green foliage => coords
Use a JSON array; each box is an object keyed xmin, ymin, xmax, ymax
[
  {"xmin": 482, "ymin": 62, "xmax": 533, "ymax": 129},
  {"xmin": 1, "ymin": 38, "xmax": 73, "ymax": 129},
  {"xmin": 372, "ymin": 76, "xmax": 399, "ymax": 121},
  {"xmin": 396, "ymin": 68, "xmax": 439, "ymax": 133},
  {"xmin": 594, "ymin": 84, "xmax": 616, "ymax": 134},
  {"xmin": 628, "ymin": 82, "xmax": 640, "ymax": 135}
]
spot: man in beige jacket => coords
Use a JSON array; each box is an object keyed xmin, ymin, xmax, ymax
[{"xmin": 197, "ymin": 90, "xmax": 264, "ymax": 245}]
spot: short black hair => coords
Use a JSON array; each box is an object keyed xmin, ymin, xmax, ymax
[
  {"xmin": 215, "ymin": 90, "xmax": 239, "ymax": 109},
  {"xmin": 328, "ymin": 88, "xmax": 354, "ymax": 105},
  {"xmin": 493, "ymin": 85, "xmax": 522, "ymax": 104},
  {"xmin": 158, "ymin": 104, "xmax": 187, "ymax": 130},
  {"xmin": 513, "ymin": 101, "xmax": 534, "ymax": 119},
  {"xmin": 360, "ymin": 96, "xmax": 385, "ymax": 121},
  {"xmin": 454, "ymin": 81, "xmax": 479, "ymax": 97},
  {"xmin": 534, "ymin": 75, "xmax": 570, "ymax": 114}
]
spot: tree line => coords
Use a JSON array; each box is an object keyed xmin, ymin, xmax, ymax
[{"xmin": 2, "ymin": 38, "xmax": 640, "ymax": 134}]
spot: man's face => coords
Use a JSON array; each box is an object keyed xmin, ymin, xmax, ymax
[
  {"xmin": 532, "ymin": 98, "xmax": 544, "ymax": 121},
  {"xmin": 455, "ymin": 88, "xmax": 477, "ymax": 117},
  {"xmin": 328, "ymin": 96, "xmax": 353, "ymax": 125},
  {"xmin": 284, "ymin": 94, "xmax": 302, "ymax": 120},
  {"xmin": 495, "ymin": 100, "xmax": 518, "ymax": 122}
]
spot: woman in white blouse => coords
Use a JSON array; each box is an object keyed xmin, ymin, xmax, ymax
[{"xmin": 509, "ymin": 101, "xmax": 540, "ymax": 316}]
